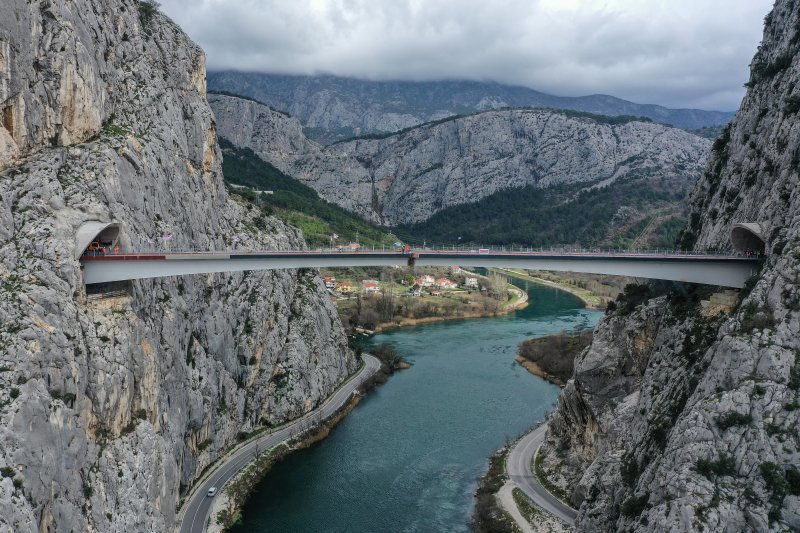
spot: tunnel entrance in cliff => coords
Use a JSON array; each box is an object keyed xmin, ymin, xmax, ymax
[
  {"xmin": 730, "ymin": 223, "xmax": 766, "ymax": 255},
  {"xmin": 75, "ymin": 221, "xmax": 121, "ymax": 259}
]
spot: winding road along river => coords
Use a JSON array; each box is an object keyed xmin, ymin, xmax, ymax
[{"xmin": 231, "ymin": 279, "xmax": 602, "ymax": 532}]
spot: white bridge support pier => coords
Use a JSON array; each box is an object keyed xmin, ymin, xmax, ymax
[{"xmin": 81, "ymin": 251, "xmax": 761, "ymax": 289}]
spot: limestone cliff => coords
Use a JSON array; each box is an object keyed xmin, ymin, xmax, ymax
[
  {"xmin": 210, "ymin": 93, "xmax": 710, "ymax": 226},
  {"xmin": 542, "ymin": 1, "xmax": 800, "ymax": 530},
  {"xmin": 0, "ymin": 1, "xmax": 356, "ymax": 532}
]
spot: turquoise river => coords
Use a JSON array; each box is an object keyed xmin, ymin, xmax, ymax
[{"xmin": 232, "ymin": 279, "xmax": 602, "ymax": 532}]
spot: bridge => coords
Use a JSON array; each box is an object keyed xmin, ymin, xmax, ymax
[
  {"xmin": 79, "ymin": 250, "xmax": 761, "ymax": 288},
  {"xmin": 76, "ymin": 220, "xmax": 766, "ymax": 289}
]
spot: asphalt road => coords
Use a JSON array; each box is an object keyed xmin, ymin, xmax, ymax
[
  {"xmin": 507, "ymin": 423, "xmax": 578, "ymax": 526},
  {"xmin": 178, "ymin": 354, "xmax": 381, "ymax": 533}
]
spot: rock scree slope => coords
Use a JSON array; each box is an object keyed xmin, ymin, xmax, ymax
[
  {"xmin": 540, "ymin": 1, "xmax": 800, "ymax": 530},
  {"xmin": 210, "ymin": 93, "xmax": 711, "ymax": 226},
  {"xmin": 0, "ymin": 1, "xmax": 357, "ymax": 531}
]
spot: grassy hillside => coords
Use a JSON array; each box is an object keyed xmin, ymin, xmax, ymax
[
  {"xmin": 219, "ymin": 138, "xmax": 395, "ymax": 247},
  {"xmin": 394, "ymin": 178, "xmax": 686, "ymax": 249}
]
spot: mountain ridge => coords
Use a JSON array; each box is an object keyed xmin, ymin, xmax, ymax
[{"xmin": 208, "ymin": 72, "xmax": 735, "ymax": 144}]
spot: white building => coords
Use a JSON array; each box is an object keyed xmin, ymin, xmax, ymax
[{"xmin": 416, "ymin": 275, "xmax": 435, "ymax": 287}]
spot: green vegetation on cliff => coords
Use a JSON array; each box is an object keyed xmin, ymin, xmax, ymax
[
  {"xmin": 219, "ymin": 138, "xmax": 394, "ymax": 247},
  {"xmin": 395, "ymin": 178, "xmax": 684, "ymax": 248}
]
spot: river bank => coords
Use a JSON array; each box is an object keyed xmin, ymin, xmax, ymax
[
  {"xmin": 473, "ymin": 446, "xmax": 521, "ymax": 532},
  {"xmin": 372, "ymin": 284, "xmax": 528, "ymax": 332},
  {"xmin": 209, "ymin": 393, "xmax": 366, "ymax": 532},
  {"xmin": 514, "ymin": 356, "xmax": 564, "ymax": 387},
  {"xmin": 489, "ymin": 267, "xmax": 603, "ymax": 308},
  {"xmin": 204, "ymin": 347, "xmax": 413, "ymax": 532}
]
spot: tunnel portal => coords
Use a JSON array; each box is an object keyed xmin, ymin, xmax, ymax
[
  {"xmin": 75, "ymin": 221, "xmax": 121, "ymax": 259},
  {"xmin": 730, "ymin": 223, "xmax": 766, "ymax": 255}
]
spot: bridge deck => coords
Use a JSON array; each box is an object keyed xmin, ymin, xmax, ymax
[{"xmin": 79, "ymin": 250, "xmax": 762, "ymax": 288}]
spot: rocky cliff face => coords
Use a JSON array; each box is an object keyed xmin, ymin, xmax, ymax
[
  {"xmin": 207, "ymin": 73, "xmax": 735, "ymax": 144},
  {"xmin": 542, "ymin": 1, "xmax": 800, "ymax": 530},
  {"xmin": 0, "ymin": 2, "xmax": 356, "ymax": 532},
  {"xmin": 209, "ymin": 94, "xmax": 319, "ymax": 175},
  {"xmin": 210, "ymin": 94, "xmax": 710, "ymax": 226}
]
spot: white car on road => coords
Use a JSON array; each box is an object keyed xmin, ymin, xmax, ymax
[{"xmin": 206, "ymin": 487, "xmax": 217, "ymax": 497}]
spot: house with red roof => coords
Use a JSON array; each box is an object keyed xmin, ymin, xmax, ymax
[
  {"xmin": 362, "ymin": 280, "xmax": 380, "ymax": 293},
  {"xmin": 435, "ymin": 277, "xmax": 458, "ymax": 289},
  {"xmin": 336, "ymin": 281, "xmax": 356, "ymax": 293}
]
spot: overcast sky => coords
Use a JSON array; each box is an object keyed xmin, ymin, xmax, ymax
[{"xmin": 159, "ymin": 0, "xmax": 774, "ymax": 111}]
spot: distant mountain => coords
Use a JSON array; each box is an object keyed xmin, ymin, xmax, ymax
[
  {"xmin": 207, "ymin": 72, "xmax": 735, "ymax": 143},
  {"xmin": 210, "ymin": 93, "xmax": 711, "ymax": 229}
]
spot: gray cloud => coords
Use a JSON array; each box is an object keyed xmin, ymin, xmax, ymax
[{"xmin": 159, "ymin": 0, "xmax": 774, "ymax": 111}]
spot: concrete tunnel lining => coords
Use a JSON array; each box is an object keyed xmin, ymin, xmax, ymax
[
  {"xmin": 75, "ymin": 221, "xmax": 121, "ymax": 259},
  {"xmin": 730, "ymin": 223, "xmax": 766, "ymax": 254}
]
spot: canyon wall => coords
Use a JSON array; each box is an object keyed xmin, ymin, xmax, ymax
[
  {"xmin": 0, "ymin": 1, "xmax": 356, "ymax": 531},
  {"xmin": 542, "ymin": 1, "xmax": 800, "ymax": 530}
]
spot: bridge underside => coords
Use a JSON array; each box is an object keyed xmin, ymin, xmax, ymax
[
  {"xmin": 83, "ymin": 256, "xmax": 406, "ymax": 285},
  {"xmin": 82, "ymin": 253, "xmax": 760, "ymax": 288},
  {"xmin": 419, "ymin": 257, "xmax": 756, "ymax": 288}
]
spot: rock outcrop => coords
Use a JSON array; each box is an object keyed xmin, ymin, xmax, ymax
[
  {"xmin": 207, "ymin": 73, "xmax": 735, "ymax": 144},
  {"xmin": 210, "ymin": 93, "xmax": 711, "ymax": 226},
  {"xmin": 0, "ymin": 2, "xmax": 356, "ymax": 532},
  {"xmin": 542, "ymin": 1, "xmax": 800, "ymax": 530}
]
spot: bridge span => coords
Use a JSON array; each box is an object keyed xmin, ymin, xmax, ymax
[{"xmin": 80, "ymin": 249, "xmax": 761, "ymax": 288}]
